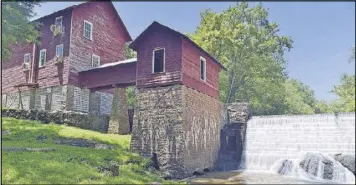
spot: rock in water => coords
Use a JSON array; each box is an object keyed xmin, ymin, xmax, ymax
[
  {"xmin": 299, "ymin": 152, "xmax": 334, "ymax": 180},
  {"xmin": 278, "ymin": 160, "xmax": 293, "ymax": 175},
  {"xmin": 298, "ymin": 152, "xmax": 355, "ymax": 182},
  {"xmin": 299, "ymin": 153, "xmax": 321, "ymax": 177},
  {"xmin": 334, "ymin": 154, "xmax": 355, "ymax": 176},
  {"xmin": 321, "ymin": 157, "xmax": 334, "ymax": 180}
]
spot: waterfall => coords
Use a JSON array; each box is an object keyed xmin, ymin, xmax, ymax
[{"xmin": 241, "ymin": 113, "xmax": 355, "ymax": 183}]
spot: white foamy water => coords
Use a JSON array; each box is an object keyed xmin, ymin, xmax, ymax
[{"xmin": 241, "ymin": 113, "xmax": 355, "ymax": 183}]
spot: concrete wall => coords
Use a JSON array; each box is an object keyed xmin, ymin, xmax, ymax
[{"xmin": 131, "ymin": 84, "xmax": 223, "ymax": 178}]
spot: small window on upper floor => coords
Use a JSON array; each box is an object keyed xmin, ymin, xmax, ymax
[
  {"xmin": 152, "ymin": 48, "xmax": 165, "ymax": 73},
  {"xmin": 23, "ymin": 53, "xmax": 30, "ymax": 70},
  {"xmin": 55, "ymin": 16, "xmax": 63, "ymax": 27},
  {"xmin": 39, "ymin": 49, "xmax": 47, "ymax": 67},
  {"xmin": 56, "ymin": 44, "xmax": 63, "ymax": 57},
  {"xmin": 92, "ymin": 54, "xmax": 100, "ymax": 67},
  {"xmin": 200, "ymin": 56, "xmax": 206, "ymax": 81},
  {"xmin": 84, "ymin": 20, "xmax": 93, "ymax": 40}
]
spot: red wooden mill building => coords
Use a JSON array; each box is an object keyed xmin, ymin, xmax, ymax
[{"xmin": 2, "ymin": 1, "xmax": 226, "ymax": 178}]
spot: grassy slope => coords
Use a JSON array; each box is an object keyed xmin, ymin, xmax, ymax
[{"xmin": 1, "ymin": 117, "xmax": 179, "ymax": 184}]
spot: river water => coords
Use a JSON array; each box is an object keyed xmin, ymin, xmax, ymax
[{"xmin": 188, "ymin": 170, "xmax": 343, "ymax": 184}]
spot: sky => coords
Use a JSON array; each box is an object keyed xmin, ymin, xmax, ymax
[{"xmin": 33, "ymin": 1, "xmax": 355, "ymax": 102}]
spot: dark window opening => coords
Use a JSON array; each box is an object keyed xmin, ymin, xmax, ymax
[
  {"xmin": 151, "ymin": 153, "xmax": 160, "ymax": 170},
  {"xmin": 200, "ymin": 57, "xmax": 206, "ymax": 81},
  {"xmin": 153, "ymin": 49, "xmax": 164, "ymax": 73}
]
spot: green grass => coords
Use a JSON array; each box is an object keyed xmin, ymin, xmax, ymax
[{"xmin": 1, "ymin": 117, "xmax": 181, "ymax": 184}]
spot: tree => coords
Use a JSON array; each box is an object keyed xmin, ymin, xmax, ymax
[
  {"xmin": 349, "ymin": 46, "xmax": 355, "ymax": 63},
  {"xmin": 188, "ymin": 2, "xmax": 293, "ymax": 115},
  {"xmin": 314, "ymin": 100, "xmax": 332, "ymax": 114},
  {"xmin": 284, "ymin": 78, "xmax": 321, "ymax": 114},
  {"xmin": 331, "ymin": 74, "xmax": 355, "ymax": 112},
  {"xmin": 330, "ymin": 48, "xmax": 355, "ymax": 113},
  {"xmin": 2, "ymin": 1, "xmax": 42, "ymax": 62},
  {"xmin": 124, "ymin": 42, "xmax": 137, "ymax": 108},
  {"xmin": 125, "ymin": 42, "xmax": 137, "ymax": 59}
]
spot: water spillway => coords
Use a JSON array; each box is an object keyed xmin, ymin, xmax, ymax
[{"xmin": 241, "ymin": 113, "xmax": 355, "ymax": 183}]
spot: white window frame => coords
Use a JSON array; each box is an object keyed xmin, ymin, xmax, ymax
[
  {"xmin": 152, "ymin": 47, "xmax": 165, "ymax": 73},
  {"xmin": 200, "ymin": 56, "xmax": 207, "ymax": 82},
  {"xmin": 56, "ymin": 44, "xmax": 64, "ymax": 57},
  {"xmin": 24, "ymin": 53, "xmax": 31, "ymax": 69},
  {"xmin": 91, "ymin": 54, "xmax": 100, "ymax": 67},
  {"xmin": 83, "ymin": 20, "xmax": 93, "ymax": 40},
  {"xmin": 39, "ymin": 49, "xmax": 47, "ymax": 67},
  {"xmin": 55, "ymin": 16, "xmax": 63, "ymax": 27}
]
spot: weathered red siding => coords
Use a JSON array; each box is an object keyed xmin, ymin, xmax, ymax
[
  {"xmin": 68, "ymin": 2, "xmax": 128, "ymax": 86},
  {"xmin": 135, "ymin": 26, "xmax": 182, "ymax": 88},
  {"xmin": 2, "ymin": 43, "xmax": 33, "ymax": 94},
  {"xmin": 181, "ymin": 38, "xmax": 220, "ymax": 99},
  {"xmin": 79, "ymin": 62, "xmax": 137, "ymax": 90},
  {"xmin": 36, "ymin": 9, "xmax": 72, "ymax": 87},
  {"xmin": 2, "ymin": 9, "xmax": 72, "ymax": 94}
]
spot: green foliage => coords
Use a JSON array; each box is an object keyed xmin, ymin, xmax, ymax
[
  {"xmin": 2, "ymin": 118, "xmax": 178, "ymax": 184},
  {"xmin": 314, "ymin": 100, "xmax": 332, "ymax": 114},
  {"xmin": 329, "ymin": 48, "xmax": 355, "ymax": 113},
  {"xmin": 125, "ymin": 42, "xmax": 137, "ymax": 59},
  {"xmin": 2, "ymin": 2, "xmax": 42, "ymax": 62},
  {"xmin": 188, "ymin": 2, "xmax": 293, "ymax": 115},
  {"xmin": 124, "ymin": 42, "xmax": 137, "ymax": 108},
  {"xmin": 331, "ymin": 74, "xmax": 355, "ymax": 112},
  {"xmin": 349, "ymin": 46, "xmax": 355, "ymax": 63},
  {"xmin": 126, "ymin": 86, "xmax": 137, "ymax": 109},
  {"xmin": 284, "ymin": 79, "xmax": 320, "ymax": 115}
]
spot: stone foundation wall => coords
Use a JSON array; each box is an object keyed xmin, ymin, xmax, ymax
[
  {"xmin": 181, "ymin": 85, "xmax": 223, "ymax": 175},
  {"xmin": 131, "ymin": 85, "xmax": 185, "ymax": 177},
  {"xmin": 2, "ymin": 108, "xmax": 109, "ymax": 133},
  {"xmin": 2, "ymin": 85, "xmax": 113, "ymax": 116},
  {"xmin": 3, "ymin": 93, "xmax": 19, "ymax": 109},
  {"xmin": 100, "ymin": 92, "xmax": 113, "ymax": 115},
  {"xmin": 131, "ymin": 84, "xmax": 223, "ymax": 178},
  {"xmin": 108, "ymin": 88, "xmax": 129, "ymax": 134},
  {"xmin": 217, "ymin": 102, "xmax": 251, "ymax": 171},
  {"xmin": 72, "ymin": 86, "xmax": 90, "ymax": 113}
]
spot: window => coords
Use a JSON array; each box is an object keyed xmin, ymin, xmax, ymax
[
  {"xmin": 39, "ymin": 49, "xmax": 46, "ymax": 67},
  {"xmin": 56, "ymin": 44, "xmax": 63, "ymax": 57},
  {"xmin": 23, "ymin": 53, "xmax": 31, "ymax": 69},
  {"xmin": 92, "ymin": 54, "xmax": 100, "ymax": 67},
  {"xmin": 83, "ymin": 20, "xmax": 93, "ymax": 40},
  {"xmin": 152, "ymin": 48, "xmax": 165, "ymax": 73},
  {"xmin": 55, "ymin": 16, "xmax": 63, "ymax": 27},
  {"xmin": 23, "ymin": 53, "xmax": 30, "ymax": 70},
  {"xmin": 200, "ymin": 56, "xmax": 206, "ymax": 81}
]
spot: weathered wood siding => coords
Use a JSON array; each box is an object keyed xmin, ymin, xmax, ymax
[
  {"xmin": 2, "ymin": 9, "xmax": 72, "ymax": 94},
  {"xmin": 135, "ymin": 26, "xmax": 182, "ymax": 88},
  {"xmin": 181, "ymin": 38, "xmax": 221, "ymax": 99},
  {"xmin": 68, "ymin": 2, "xmax": 128, "ymax": 86},
  {"xmin": 79, "ymin": 62, "xmax": 137, "ymax": 90}
]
